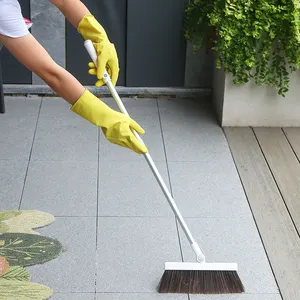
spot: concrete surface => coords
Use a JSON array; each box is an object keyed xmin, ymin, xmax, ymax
[{"xmin": 0, "ymin": 96, "xmax": 280, "ymax": 299}]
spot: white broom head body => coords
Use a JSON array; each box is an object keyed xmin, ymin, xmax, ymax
[{"xmin": 159, "ymin": 262, "xmax": 244, "ymax": 294}]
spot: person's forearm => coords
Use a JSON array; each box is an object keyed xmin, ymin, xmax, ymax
[
  {"xmin": 42, "ymin": 65, "xmax": 85, "ymax": 104},
  {"xmin": 1, "ymin": 33, "xmax": 84, "ymax": 105},
  {"xmin": 49, "ymin": 0, "xmax": 90, "ymax": 28}
]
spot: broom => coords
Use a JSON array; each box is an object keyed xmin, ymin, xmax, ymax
[{"xmin": 84, "ymin": 40, "xmax": 245, "ymax": 294}]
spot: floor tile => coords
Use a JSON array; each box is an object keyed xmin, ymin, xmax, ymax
[
  {"xmin": 96, "ymin": 217, "xmax": 181, "ymax": 293},
  {"xmin": 168, "ymin": 160, "xmax": 250, "ymax": 218},
  {"xmin": 31, "ymin": 117, "xmax": 98, "ymax": 161},
  {"xmin": 28, "ymin": 217, "xmax": 96, "ymax": 293},
  {"xmin": 158, "ymin": 99, "xmax": 230, "ymax": 162},
  {"xmin": 97, "ymin": 293, "xmax": 187, "ymax": 299},
  {"xmin": 190, "ymin": 294, "xmax": 281, "ymax": 300},
  {"xmin": 178, "ymin": 217, "xmax": 278, "ymax": 294},
  {"xmin": 52, "ymin": 293, "xmax": 95, "ymax": 300},
  {"xmin": 21, "ymin": 161, "xmax": 97, "ymax": 216},
  {"xmin": 4, "ymin": 96, "xmax": 41, "ymax": 116},
  {"xmin": 100, "ymin": 98, "xmax": 165, "ymax": 162},
  {"xmin": 0, "ymin": 116, "xmax": 37, "ymax": 160},
  {"xmin": 0, "ymin": 160, "xmax": 28, "ymax": 210},
  {"xmin": 40, "ymin": 97, "xmax": 79, "ymax": 119},
  {"xmin": 98, "ymin": 161, "xmax": 172, "ymax": 217}
]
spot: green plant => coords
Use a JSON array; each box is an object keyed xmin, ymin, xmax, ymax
[{"xmin": 184, "ymin": 0, "xmax": 300, "ymax": 96}]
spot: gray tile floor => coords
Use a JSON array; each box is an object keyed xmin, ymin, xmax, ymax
[{"xmin": 0, "ymin": 96, "xmax": 281, "ymax": 299}]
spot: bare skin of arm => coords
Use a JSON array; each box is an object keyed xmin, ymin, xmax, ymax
[
  {"xmin": 0, "ymin": 1, "xmax": 96, "ymax": 105},
  {"xmin": 0, "ymin": 0, "xmax": 147, "ymax": 154},
  {"xmin": 0, "ymin": 0, "xmax": 100, "ymax": 105},
  {"xmin": 0, "ymin": 33, "xmax": 84, "ymax": 105},
  {"xmin": 49, "ymin": 0, "xmax": 90, "ymax": 27}
]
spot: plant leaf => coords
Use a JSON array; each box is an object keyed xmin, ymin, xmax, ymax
[
  {"xmin": 0, "ymin": 233, "xmax": 62, "ymax": 267},
  {"xmin": 1, "ymin": 266, "xmax": 30, "ymax": 282},
  {"xmin": 0, "ymin": 211, "xmax": 55, "ymax": 235},
  {"xmin": 183, "ymin": 0, "xmax": 298, "ymax": 96},
  {"xmin": 0, "ymin": 279, "xmax": 53, "ymax": 300}
]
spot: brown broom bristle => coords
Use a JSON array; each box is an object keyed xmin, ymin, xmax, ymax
[{"xmin": 158, "ymin": 270, "xmax": 244, "ymax": 294}]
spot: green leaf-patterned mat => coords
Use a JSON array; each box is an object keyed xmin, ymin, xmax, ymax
[
  {"xmin": 0, "ymin": 211, "xmax": 55, "ymax": 235},
  {"xmin": 1, "ymin": 266, "xmax": 30, "ymax": 282},
  {"xmin": 0, "ymin": 280, "xmax": 53, "ymax": 300},
  {"xmin": 0, "ymin": 233, "xmax": 62, "ymax": 267},
  {"xmin": 0, "ymin": 210, "xmax": 62, "ymax": 300}
]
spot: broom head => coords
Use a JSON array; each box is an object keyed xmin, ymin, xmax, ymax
[{"xmin": 158, "ymin": 262, "xmax": 244, "ymax": 294}]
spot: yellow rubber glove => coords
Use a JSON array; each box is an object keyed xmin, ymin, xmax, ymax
[
  {"xmin": 78, "ymin": 14, "xmax": 119, "ymax": 86},
  {"xmin": 71, "ymin": 90, "xmax": 148, "ymax": 154},
  {"xmin": 88, "ymin": 62, "xmax": 109, "ymax": 81}
]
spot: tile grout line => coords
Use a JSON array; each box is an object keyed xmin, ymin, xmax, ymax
[
  {"xmin": 96, "ymin": 292, "xmax": 282, "ymax": 295},
  {"xmin": 95, "ymin": 128, "xmax": 100, "ymax": 295},
  {"xmin": 52, "ymin": 215, "xmax": 242, "ymax": 219},
  {"xmin": 18, "ymin": 97, "xmax": 43, "ymax": 210},
  {"xmin": 0, "ymin": 158, "xmax": 222, "ymax": 163},
  {"xmin": 157, "ymin": 99, "xmax": 184, "ymax": 253},
  {"xmin": 156, "ymin": 100, "xmax": 189, "ymax": 299},
  {"xmin": 156, "ymin": 100, "xmax": 174, "ymax": 200}
]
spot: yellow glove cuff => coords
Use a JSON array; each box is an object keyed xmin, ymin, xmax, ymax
[
  {"xmin": 77, "ymin": 14, "xmax": 107, "ymax": 42},
  {"xmin": 71, "ymin": 89, "xmax": 110, "ymax": 127}
]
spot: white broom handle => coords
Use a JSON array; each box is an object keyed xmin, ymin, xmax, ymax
[{"xmin": 84, "ymin": 40, "xmax": 205, "ymax": 263}]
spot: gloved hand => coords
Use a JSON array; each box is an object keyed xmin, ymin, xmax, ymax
[
  {"xmin": 71, "ymin": 90, "xmax": 148, "ymax": 154},
  {"xmin": 78, "ymin": 14, "xmax": 119, "ymax": 86},
  {"xmin": 88, "ymin": 62, "xmax": 110, "ymax": 82}
]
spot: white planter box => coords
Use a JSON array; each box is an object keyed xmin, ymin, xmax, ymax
[{"xmin": 212, "ymin": 66, "xmax": 300, "ymax": 127}]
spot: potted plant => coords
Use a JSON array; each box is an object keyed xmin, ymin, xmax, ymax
[{"xmin": 184, "ymin": 0, "xmax": 300, "ymax": 126}]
